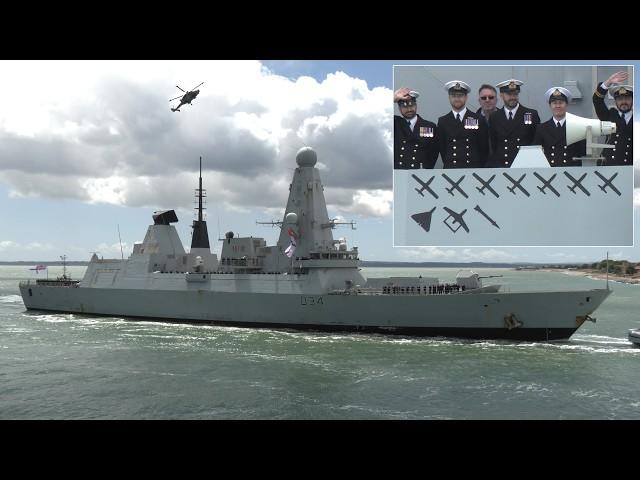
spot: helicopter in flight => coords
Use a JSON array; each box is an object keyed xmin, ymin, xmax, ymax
[{"xmin": 170, "ymin": 82, "xmax": 204, "ymax": 112}]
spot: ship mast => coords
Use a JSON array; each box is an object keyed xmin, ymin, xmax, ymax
[
  {"xmin": 190, "ymin": 156, "xmax": 210, "ymax": 249},
  {"xmin": 60, "ymin": 254, "xmax": 68, "ymax": 280},
  {"xmin": 198, "ymin": 157, "xmax": 203, "ymax": 222}
]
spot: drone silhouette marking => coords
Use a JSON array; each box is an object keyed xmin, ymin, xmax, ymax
[
  {"xmin": 594, "ymin": 171, "xmax": 621, "ymax": 196},
  {"xmin": 442, "ymin": 174, "xmax": 469, "ymax": 198},
  {"xmin": 443, "ymin": 207, "xmax": 469, "ymax": 233},
  {"xmin": 564, "ymin": 171, "xmax": 590, "ymax": 196},
  {"xmin": 533, "ymin": 172, "xmax": 560, "ymax": 197},
  {"xmin": 472, "ymin": 173, "xmax": 500, "ymax": 198},
  {"xmin": 411, "ymin": 207, "xmax": 437, "ymax": 233},
  {"xmin": 503, "ymin": 172, "xmax": 530, "ymax": 197},
  {"xmin": 411, "ymin": 174, "xmax": 439, "ymax": 199}
]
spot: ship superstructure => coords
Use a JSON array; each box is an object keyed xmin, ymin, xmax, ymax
[{"xmin": 20, "ymin": 148, "xmax": 611, "ymax": 340}]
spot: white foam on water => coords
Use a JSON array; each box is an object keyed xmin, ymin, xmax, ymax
[
  {"xmin": 0, "ymin": 295, "xmax": 23, "ymax": 304},
  {"xmin": 542, "ymin": 342, "xmax": 640, "ymax": 354},
  {"xmin": 573, "ymin": 334, "xmax": 630, "ymax": 345},
  {"xmin": 28, "ymin": 313, "xmax": 76, "ymax": 323},
  {"xmin": 515, "ymin": 383, "xmax": 552, "ymax": 394}
]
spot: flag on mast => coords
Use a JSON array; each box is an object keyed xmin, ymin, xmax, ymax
[
  {"xmin": 29, "ymin": 264, "xmax": 47, "ymax": 273},
  {"xmin": 285, "ymin": 227, "xmax": 298, "ymax": 258}
]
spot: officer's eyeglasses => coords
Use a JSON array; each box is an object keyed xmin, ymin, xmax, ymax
[{"xmin": 480, "ymin": 96, "xmax": 495, "ymax": 100}]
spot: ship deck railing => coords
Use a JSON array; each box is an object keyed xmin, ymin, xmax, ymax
[{"xmin": 329, "ymin": 285, "xmax": 469, "ymax": 296}]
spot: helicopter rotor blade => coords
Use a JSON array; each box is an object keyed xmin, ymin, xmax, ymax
[
  {"xmin": 175, "ymin": 85, "xmax": 186, "ymax": 93},
  {"xmin": 190, "ymin": 82, "xmax": 204, "ymax": 91},
  {"xmin": 169, "ymin": 95, "xmax": 183, "ymax": 102}
]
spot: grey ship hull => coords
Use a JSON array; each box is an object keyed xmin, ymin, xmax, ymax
[
  {"xmin": 20, "ymin": 283, "xmax": 610, "ymax": 341},
  {"xmin": 19, "ymin": 148, "xmax": 612, "ymax": 341}
]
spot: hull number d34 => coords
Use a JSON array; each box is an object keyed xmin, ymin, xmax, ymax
[{"xmin": 301, "ymin": 296, "xmax": 324, "ymax": 306}]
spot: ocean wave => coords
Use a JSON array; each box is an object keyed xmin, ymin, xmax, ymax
[
  {"xmin": 0, "ymin": 295, "xmax": 23, "ymax": 304},
  {"xmin": 540, "ymin": 342, "xmax": 640, "ymax": 354},
  {"xmin": 573, "ymin": 334, "xmax": 631, "ymax": 345}
]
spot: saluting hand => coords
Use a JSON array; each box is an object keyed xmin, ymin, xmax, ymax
[
  {"xmin": 394, "ymin": 87, "xmax": 411, "ymax": 102},
  {"xmin": 604, "ymin": 71, "xmax": 628, "ymax": 88}
]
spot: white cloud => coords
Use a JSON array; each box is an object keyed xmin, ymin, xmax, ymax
[
  {"xmin": 395, "ymin": 247, "xmax": 461, "ymax": 261},
  {"xmin": 395, "ymin": 247, "xmax": 519, "ymax": 263},
  {"xmin": 0, "ymin": 61, "xmax": 393, "ymax": 217},
  {"xmin": 0, "ymin": 240, "xmax": 19, "ymax": 250},
  {"xmin": 547, "ymin": 252, "xmax": 578, "ymax": 259},
  {"xmin": 460, "ymin": 248, "xmax": 517, "ymax": 262},
  {"xmin": 347, "ymin": 190, "xmax": 393, "ymax": 217},
  {"xmin": 0, "ymin": 240, "xmax": 54, "ymax": 257},
  {"xmin": 95, "ymin": 242, "xmax": 132, "ymax": 259},
  {"xmin": 24, "ymin": 242, "xmax": 55, "ymax": 251},
  {"xmin": 82, "ymin": 176, "xmax": 128, "ymax": 205}
]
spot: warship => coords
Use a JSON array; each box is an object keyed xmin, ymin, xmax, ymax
[{"xmin": 20, "ymin": 147, "xmax": 611, "ymax": 341}]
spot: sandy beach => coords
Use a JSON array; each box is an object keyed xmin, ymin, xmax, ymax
[{"xmin": 538, "ymin": 268, "xmax": 640, "ymax": 285}]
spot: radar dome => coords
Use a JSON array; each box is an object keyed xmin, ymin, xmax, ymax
[
  {"xmin": 285, "ymin": 212, "xmax": 298, "ymax": 224},
  {"xmin": 296, "ymin": 147, "xmax": 317, "ymax": 167}
]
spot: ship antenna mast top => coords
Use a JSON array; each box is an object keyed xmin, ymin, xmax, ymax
[
  {"xmin": 197, "ymin": 156, "xmax": 204, "ymax": 222},
  {"xmin": 60, "ymin": 254, "xmax": 68, "ymax": 280}
]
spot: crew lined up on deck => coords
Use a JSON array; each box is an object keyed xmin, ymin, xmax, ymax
[
  {"xmin": 382, "ymin": 283, "xmax": 466, "ymax": 295},
  {"xmin": 393, "ymin": 71, "xmax": 633, "ymax": 169}
]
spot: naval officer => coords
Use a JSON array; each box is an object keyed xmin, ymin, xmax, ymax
[
  {"xmin": 533, "ymin": 87, "xmax": 586, "ymax": 167},
  {"xmin": 487, "ymin": 79, "xmax": 540, "ymax": 168},
  {"xmin": 592, "ymin": 70, "xmax": 633, "ymax": 166},
  {"xmin": 436, "ymin": 81, "xmax": 488, "ymax": 168},
  {"xmin": 393, "ymin": 87, "xmax": 440, "ymax": 169}
]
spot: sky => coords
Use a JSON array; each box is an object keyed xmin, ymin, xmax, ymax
[{"xmin": 0, "ymin": 60, "xmax": 638, "ymax": 264}]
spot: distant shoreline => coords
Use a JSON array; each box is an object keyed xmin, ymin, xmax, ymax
[
  {"xmin": 0, "ymin": 261, "xmax": 89, "ymax": 266},
  {"xmin": 539, "ymin": 268, "xmax": 640, "ymax": 285}
]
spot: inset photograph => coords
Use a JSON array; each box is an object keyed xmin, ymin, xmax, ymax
[{"xmin": 393, "ymin": 65, "xmax": 634, "ymax": 247}]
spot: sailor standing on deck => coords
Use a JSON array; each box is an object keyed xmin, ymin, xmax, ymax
[
  {"xmin": 437, "ymin": 81, "xmax": 489, "ymax": 168},
  {"xmin": 394, "ymin": 88, "xmax": 440, "ymax": 169},
  {"xmin": 592, "ymin": 70, "xmax": 633, "ymax": 165},
  {"xmin": 533, "ymin": 87, "xmax": 586, "ymax": 167},
  {"xmin": 487, "ymin": 79, "xmax": 540, "ymax": 167}
]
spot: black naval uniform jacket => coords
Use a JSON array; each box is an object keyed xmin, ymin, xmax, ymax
[
  {"xmin": 533, "ymin": 119, "xmax": 586, "ymax": 167},
  {"xmin": 394, "ymin": 115, "xmax": 440, "ymax": 169},
  {"xmin": 592, "ymin": 83, "xmax": 633, "ymax": 166},
  {"xmin": 476, "ymin": 107, "xmax": 495, "ymax": 155},
  {"xmin": 436, "ymin": 110, "xmax": 488, "ymax": 168},
  {"xmin": 475, "ymin": 107, "xmax": 491, "ymax": 127},
  {"xmin": 487, "ymin": 105, "xmax": 540, "ymax": 168}
]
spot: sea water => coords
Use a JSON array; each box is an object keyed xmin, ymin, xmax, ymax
[{"xmin": 1, "ymin": 265, "xmax": 638, "ymax": 419}]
